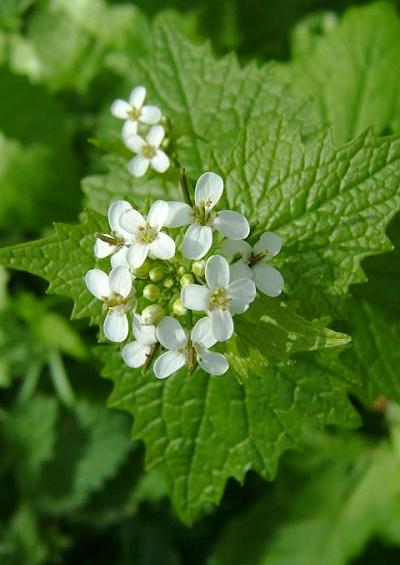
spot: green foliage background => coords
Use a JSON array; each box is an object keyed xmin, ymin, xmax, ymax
[{"xmin": 1, "ymin": 0, "xmax": 400, "ymax": 563}]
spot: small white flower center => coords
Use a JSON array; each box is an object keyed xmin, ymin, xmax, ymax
[
  {"xmin": 141, "ymin": 143, "xmax": 156, "ymax": 159},
  {"xmin": 209, "ymin": 286, "xmax": 231, "ymax": 311},
  {"xmin": 137, "ymin": 223, "xmax": 158, "ymax": 244},
  {"xmin": 127, "ymin": 106, "xmax": 141, "ymax": 120}
]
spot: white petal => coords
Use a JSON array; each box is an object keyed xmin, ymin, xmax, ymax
[
  {"xmin": 153, "ymin": 350, "xmax": 187, "ymax": 379},
  {"xmin": 191, "ymin": 317, "xmax": 216, "ymax": 349},
  {"xmin": 156, "ymin": 316, "xmax": 187, "ymax": 350},
  {"xmin": 182, "ymin": 224, "xmax": 212, "ymax": 260},
  {"xmin": 85, "ymin": 269, "xmax": 110, "ymax": 300},
  {"xmin": 126, "ymin": 243, "xmax": 149, "ymax": 269},
  {"xmin": 205, "ymin": 255, "xmax": 230, "ymax": 290},
  {"xmin": 253, "ymin": 264, "xmax": 284, "ymax": 297},
  {"xmin": 110, "ymin": 246, "xmax": 129, "ymax": 268},
  {"xmin": 108, "ymin": 200, "xmax": 132, "ymax": 234},
  {"xmin": 213, "ymin": 210, "xmax": 250, "ymax": 240},
  {"xmin": 133, "ymin": 314, "xmax": 157, "ymax": 345},
  {"xmin": 125, "ymin": 134, "xmax": 146, "ymax": 154},
  {"xmin": 194, "ymin": 172, "xmax": 223, "ymax": 210},
  {"xmin": 122, "ymin": 341, "xmax": 150, "ymax": 368},
  {"xmin": 230, "ymin": 259, "xmax": 254, "ymax": 282},
  {"xmin": 165, "ymin": 201, "xmax": 193, "ymax": 228},
  {"xmin": 146, "ymin": 124, "xmax": 165, "ymax": 148},
  {"xmin": 121, "ymin": 120, "xmax": 138, "ymax": 142},
  {"xmin": 128, "ymin": 86, "xmax": 146, "ymax": 108},
  {"xmin": 210, "ymin": 309, "xmax": 234, "ymax": 342},
  {"xmin": 147, "ymin": 200, "xmax": 169, "ymax": 230},
  {"xmin": 198, "ymin": 350, "xmax": 229, "ymax": 376},
  {"xmin": 151, "ymin": 150, "xmax": 169, "ymax": 173},
  {"xmin": 128, "ymin": 155, "xmax": 150, "ymax": 177},
  {"xmin": 150, "ymin": 232, "xmax": 175, "ymax": 260},
  {"xmin": 104, "ymin": 309, "xmax": 129, "ymax": 342},
  {"xmin": 254, "ymin": 232, "xmax": 283, "ymax": 258},
  {"xmin": 94, "ymin": 238, "xmax": 115, "ymax": 259},
  {"xmin": 111, "ymin": 99, "xmax": 130, "ymax": 119},
  {"xmin": 181, "ymin": 284, "xmax": 210, "ymax": 311},
  {"xmin": 140, "ymin": 105, "xmax": 162, "ymax": 124},
  {"xmin": 219, "ymin": 239, "xmax": 252, "ymax": 260},
  {"xmin": 108, "ymin": 266, "xmax": 132, "ymax": 298},
  {"xmin": 228, "ymin": 278, "xmax": 256, "ymax": 312},
  {"xmin": 119, "ymin": 208, "xmax": 146, "ymax": 234}
]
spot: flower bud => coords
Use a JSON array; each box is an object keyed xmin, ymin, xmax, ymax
[
  {"xmin": 191, "ymin": 260, "xmax": 205, "ymax": 277},
  {"xmin": 149, "ymin": 266, "xmax": 165, "ymax": 282},
  {"xmin": 141, "ymin": 304, "xmax": 165, "ymax": 325},
  {"xmin": 177, "ymin": 266, "xmax": 186, "ymax": 277},
  {"xmin": 172, "ymin": 298, "xmax": 187, "ymax": 316},
  {"xmin": 163, "ymin": 277, "xmax": 174, "ymax": 289},
  {"xmin": 134, "ymin": 261, "xmax": 151, "ymax": 278},
  {"xmin": 180, "ymin": 273, "xmax": 194, "ymax": 287},
  {"xmin": 143, "ymin": 283, "xmax": 161, "ymax": 302}
]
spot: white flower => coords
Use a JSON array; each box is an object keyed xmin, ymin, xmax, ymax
[
  {"xmin": 85, "ymin": 266, "xmax": 133, "ymax": 343},
  {"xmin": 124, "ymin": 124, "xmax": 169, "ymax": 177},
  {"xmin": 94, "ymin": 200, "xmax": 135, "ymax": 268},
  {"xmin": 119, "ymin": 200, "xmax": 175, "ymax": 268},
  {"xmin": 220, "ymin": 232, "xmax": 284, "ymax": 297},
  {"xmin": 180, "ymin": 255, "xmax": 256, "ymax": 342},
  {"xmin": 153, "ymin": 316, "xmax": 229, "ymax": 379},
  {"xmin": 111, "ymin": 86, "xmax": 161, "ymax": 139},
  {"xmin": 164, "ymin": 172, "xmax": 250, "ymax": 259},
  {"xmin": 121, "ymin": 314, "xmax": 157, "ymax": 368}
]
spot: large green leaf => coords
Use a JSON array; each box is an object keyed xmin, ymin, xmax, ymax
[{"xmin": 213, "ymin": 125, "xmax": 400, "ymax": 318}]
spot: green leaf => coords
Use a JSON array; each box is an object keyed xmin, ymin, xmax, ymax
[
  {"xmin": 211, "ymin": 424, "xmax": 400, "ymax": 565},
  {"xmin": 130, "ymin": 13, "xmax": 311, "ymax": 177},
  {"xmin": 284, "ymin": 2, "xmax": 400, "ymax": 143},
  {"xmin": 236, "ymin": 296, "xmax": 350, "ymax": 363},
  {"xmin": 0, "ymin": 210, "xmax": 107, "ymax": 328},
  {"xmin": 100, "ymin": 346, "xmax": 358, "ymax": 524},
  {"xmin": 213, "ymin": 124, "xmax": 400, "ymax": 318},
  {"xmin": 36, "ymin": 400, "xmax": 132, "ymax": 514}
]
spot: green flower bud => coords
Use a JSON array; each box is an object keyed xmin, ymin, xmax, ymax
[
  {"xmin": 143, "ymin": 284, "xmax": 161, "ymax": 302},
  {"xmin": 172, "ymin": 298, "xmax": 187, "ymax": 316},
  {"xmin": 180, "ymin": 273, "xmax": 194, "ymax": 287},
  {"xmin": 191, "ymin": 260, "xmax": 205, "ymax": 277},
  {"xmin": 141, "ymin": 304, "xmax": 165, "ymax": 325},
  {"xmin": 177, "ymin": 266, "xmax": 187, "ymax": 277},
  {"xmin": 133, "ymin": 261, "xmax": 151, "ymax": 278},
  {"xmin": 163, "ymin": 277, "xmax": 174, "ymax": 289},
  {"xmin": 149, "ymin": 266, "xmax": 165, "ymax": 282}
]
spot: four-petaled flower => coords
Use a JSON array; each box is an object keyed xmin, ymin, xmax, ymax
[
  {"xmin": 119, "ymin": 200, "xmax": 175, "ymax": 268},
  {"xmin": 153, "ymin": 316, "xmax": 229, "ymax": 379},
  {"xmin": 165, "ymin": 172, "xmax": 250, "ymax": 259},
  {"xmin": 181, "ymin": 255, "xmax": 256, "ymax": 341},
  {"xmin": 220, "ymin": 232, "xmax": 284, "ymax": 297},
  {"xmin": 85, "ymin": 266, "xmax": 133, "ymax": 343},
  {"xmin": 124, "ymin": 124, "xmax": 169, "ymax": 177},
  {"xmin": 122, "ymin": 314, "xmax": 157, "ymax": 368},
  {"xmin": 111, "ymin": 86, "xmax": 161, "ymax": 138},
  {"xmin": 94, "ymin": 200, "xmax": 134, "ymax": 268}
]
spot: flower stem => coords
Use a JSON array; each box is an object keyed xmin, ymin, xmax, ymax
[{"xmin": 179, "ymin": 167, "xmax": 193, "ymax": 207}]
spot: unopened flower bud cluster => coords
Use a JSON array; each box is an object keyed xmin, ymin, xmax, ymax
[{"xmin": 84, "ymin": 86, "xmax": 285, "ymax": 379}]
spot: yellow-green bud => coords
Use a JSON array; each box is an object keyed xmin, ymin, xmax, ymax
[
  {"xmin": 191, "ymin": 260, "xmax": 205, "ymax": 277},
  {"xmin": 133, "ymin": 261, "xmax": 151, "ymax": 278},
  {"xmin": 177, "ymin": 266, "xmax": 186, "ymax": 277},
  {"xmin": 141, "ymin": 304, "xmax": 165, "ymax": 325},
  {"xmin": 172, "ymin": 298, "xmax": 187, "ymax": 316},
  {"xmin": 149, "ymin": 266, "xmax": 165, "ymax": 282},
  {"xmin": 180, "ymin": 273, "xmax": 194, "ymax": 287},
  {"xmin": 163, "ymin": 277, "xmax": 174, "ymax": 289},
  {"xmin": 143, "ymin": 284, "xmax": 161, "ymax": 302}
]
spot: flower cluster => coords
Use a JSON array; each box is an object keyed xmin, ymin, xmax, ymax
[
  {"xmin": 111, "ymin": 86, "xmax": 170, "ymax": 177},
  {"xmin": 86, "ymin": 87, "xmax": 284, "ymax": 379}
]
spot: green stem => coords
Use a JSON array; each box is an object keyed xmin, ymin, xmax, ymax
[
  {"xmin": 179, "ymin": 168, "xmax": 193, "ymax": 207},
  {"xmin": 17, "ymin": 361, "xmax": 42, "ymax": 405},
  {"xmin": 48, "ymin": 348, "xmax": 75, "ymax": 408}
]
